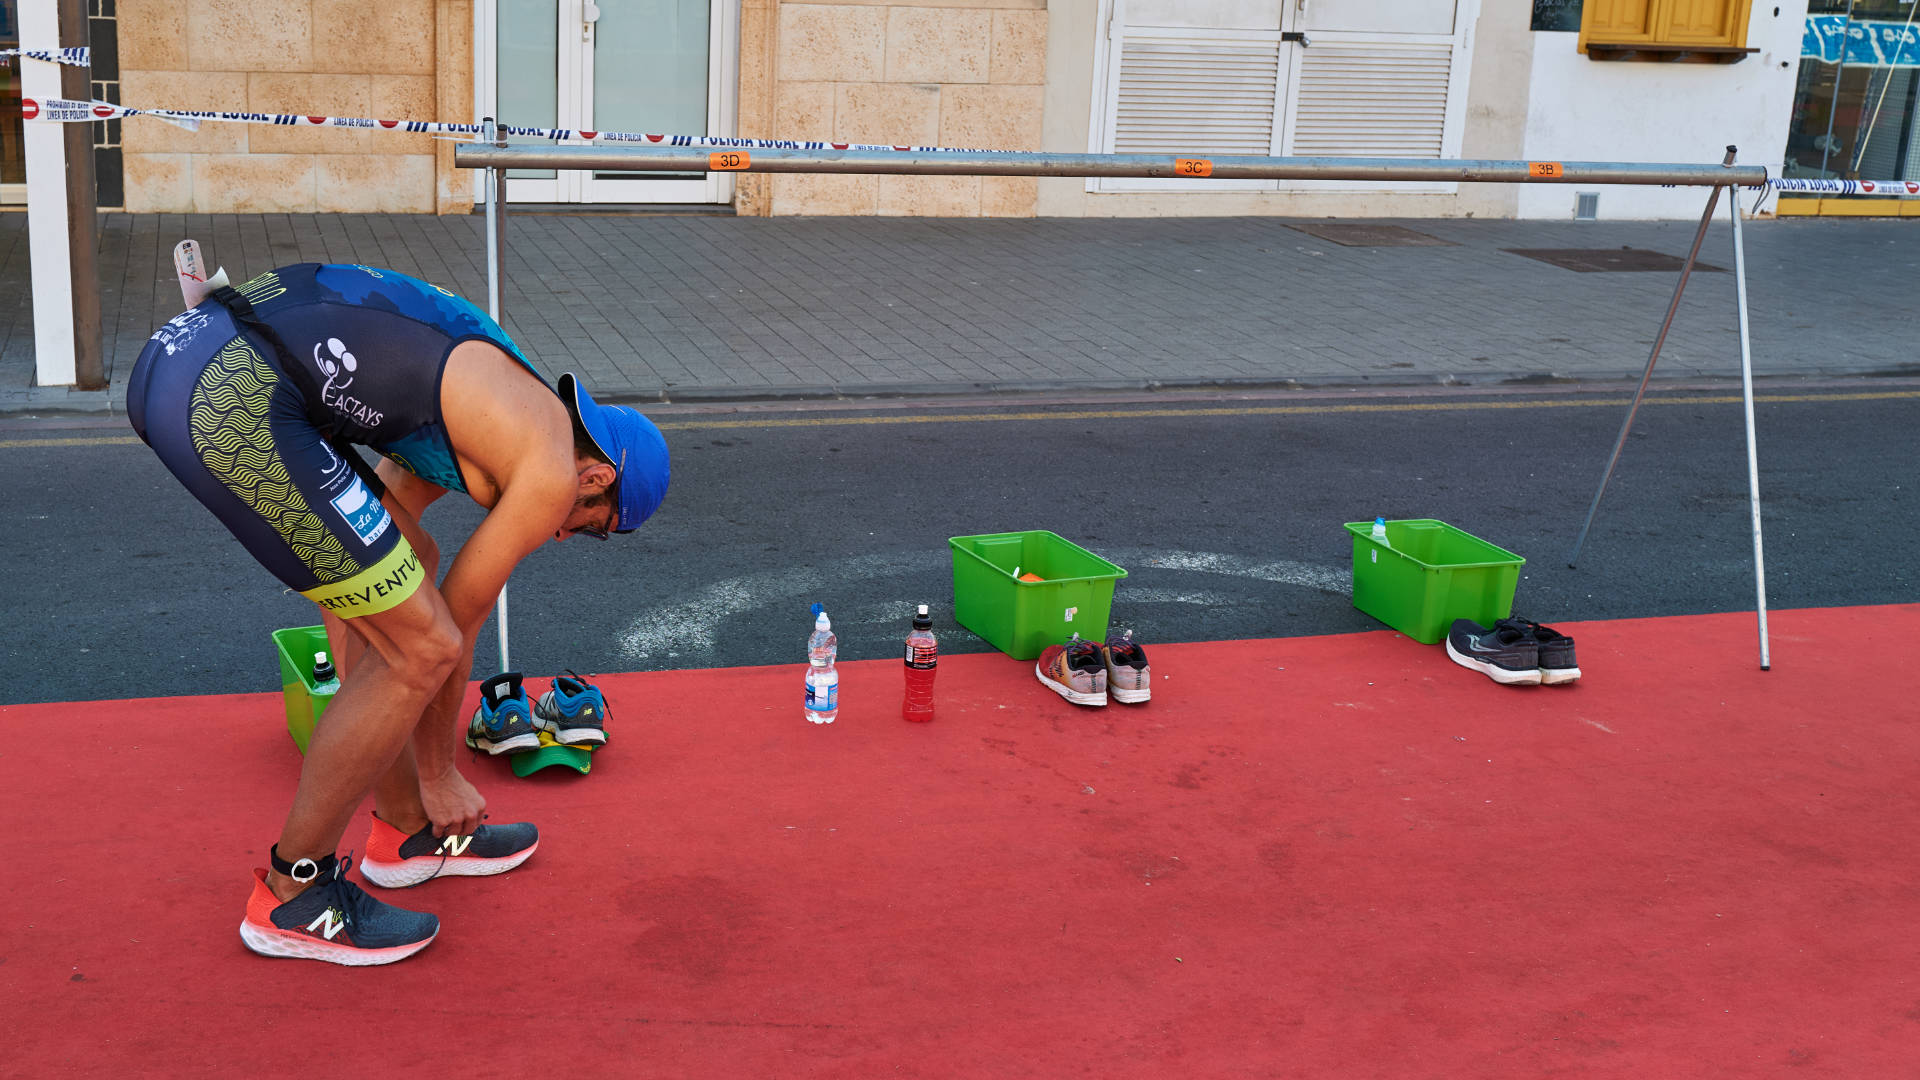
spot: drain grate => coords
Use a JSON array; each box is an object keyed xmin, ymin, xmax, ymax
[
  {"xmin": 1503, "ymin": 248, "xmax": 1725, "ymax": 273},
  {"xmin": 1286, "ymin": 223, "xmax": 1456, "ymax": 247}
]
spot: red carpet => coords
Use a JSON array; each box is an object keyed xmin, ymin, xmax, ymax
[{"xmin": 4, "ymin": 605, "xmax": 1917, "ymax": 1078}]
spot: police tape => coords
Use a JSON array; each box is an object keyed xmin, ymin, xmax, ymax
[
  {"xmin": 20, "ymin": 95, "xmax": 1920, "ymax": 194},
  {"xmin": 1, "ymin": 47, "xmax": 89, "ymax": 66},
  {"xmin": 1767, "ymin": 177, "xmax": 1920, "ymax": 196},
  {"xmin": 19, "ymin": 96, "xmax": 1029, "ymax": 155}
]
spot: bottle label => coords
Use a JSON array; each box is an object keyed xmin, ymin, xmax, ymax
[
  {"xmin": 806, "ymin": 677, "xmax": 838, "ymax": 711},
  {"xmin": 906, "ymin": 643, "xmax": 937, "ymax": 668}
]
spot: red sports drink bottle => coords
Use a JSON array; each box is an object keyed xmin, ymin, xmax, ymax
[{"xmin": 903, "ymin": 604, "xmax": 937, "ymax": 722}]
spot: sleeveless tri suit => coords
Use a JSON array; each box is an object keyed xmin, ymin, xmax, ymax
[{"xmin": 127, "ymin": 263, "xmax": 546, "ymax": 618}]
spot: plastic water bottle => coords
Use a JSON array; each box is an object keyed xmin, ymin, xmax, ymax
[
  {"xmin": 903, "ymin": 604, "xmax": 937, "ymax": 723},
  {"xmin": 1369, "ymin": 517, "xmax": 1390, "ymax": 563},
  {"xmin": 311, "ymin": 650, "xmax": 339, "ymax": 700},
  {"xmin": 805, "ymin": 604, "xmax": 838, "ymax": 724}
]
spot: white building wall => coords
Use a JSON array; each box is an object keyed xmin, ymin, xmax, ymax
[{"xmin": 1519, "ymin": 1, "xmax": 1809, "ymax": 219}]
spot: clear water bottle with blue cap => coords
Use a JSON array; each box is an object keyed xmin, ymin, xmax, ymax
[
  {"xmin": 1370, "ymin": 517, "xmax": 1391, "ymax": 563},
  {"xmin": 805, "ymin": 603, "xmax": 838, "ymax": 724}
]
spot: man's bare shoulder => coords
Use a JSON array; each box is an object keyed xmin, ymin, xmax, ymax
[{"xmin": 440, "ymin": 341, "xmax": 574, "ymax": 507}]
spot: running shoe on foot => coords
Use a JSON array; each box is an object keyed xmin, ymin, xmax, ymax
[
  {"xmin": 467, "ymin": 671, "xmax": 540, "ymax": 755},
  {"xmin": 239, "ymin": 853, "xmax": 438, "ymax": 966},
  {"xmin": 359, "ymin": 813, "xmax": 540, "ymax": 888},
  {"xmin": 1102, "ymin": 629, "xmax": 1152, "ymax": 704},
  {"xmin": 1036, "ymin": 634, "xmax": 1108, "ymax": 706},
  {"xmin": 533, "ymin": 671, "xmax": 610, "ymax": 747},
  {"xmin": 1498, "ymin": 618, "xmax": 1582, "ymax": 685},
  {"xmin": 1445, "ymin": 618, "xmax": 1542, "ymax": 686}
]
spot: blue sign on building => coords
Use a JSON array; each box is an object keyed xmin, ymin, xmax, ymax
[{"xmin": 1804, "ymin": 15, "xmax": 1920, "ymax": 66}]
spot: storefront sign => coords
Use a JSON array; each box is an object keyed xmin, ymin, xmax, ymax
[{"xmin": 1803, "ymin": 15, "xmax": 1920, "ymax": 67}]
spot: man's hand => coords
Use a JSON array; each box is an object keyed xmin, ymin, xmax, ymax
[{"xmin": 420, "ymin": 768, "xmax": 486, "ymax": 837}]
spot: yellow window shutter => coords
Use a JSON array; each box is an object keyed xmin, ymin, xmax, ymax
[
  {"xmin": 1583, "ymin": 0, "xmax": 1658, "ymax": 45},
  {"xmin": 1581, "ymin": 0, "xmax": 1753, "ymax": 51}
]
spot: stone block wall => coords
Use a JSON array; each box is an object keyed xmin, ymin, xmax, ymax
[
  {"xmin": 116, "ymin": 0, "xmax": 473, "ymax": 213},
  {"xmin": 738, "ymin": 0, "xmax": 1047, "ymax": 217}
]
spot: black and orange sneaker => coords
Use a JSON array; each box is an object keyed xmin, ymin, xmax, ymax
[
  {"xmin": 1036, "ymin": 634, "xmax": 1108, "ymax": 706},
  {"xmin": 239, "ymin": 852, "xmax": 437, "ymax": 966},
  {"xmin": 358, "ymin": 813, "xmax": 540, "ymax": 889}
]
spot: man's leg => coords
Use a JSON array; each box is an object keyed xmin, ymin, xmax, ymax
[
  {"xmin": 268, "ymin": 582, "xmax": 461, "ymax": 902},
  {"xmin": 324, "ymin": 485, "xmax": 450, "ymax": 839},
  {"xmin": 365, "ymin": 618, "xmax": 481, "ymax": 835}
]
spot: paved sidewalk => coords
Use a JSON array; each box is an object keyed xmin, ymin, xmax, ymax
[{"xmin": 2, "ymin": 211, "xmax": 1916, "ymax": 414}]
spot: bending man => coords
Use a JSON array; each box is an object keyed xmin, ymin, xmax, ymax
[{"xmin": 127, "ymin": 262, "xmax": 669, "ymax": 965}]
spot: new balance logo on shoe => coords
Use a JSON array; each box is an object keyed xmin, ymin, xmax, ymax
[
  {"xmin": 436, "ymin": 835, "xmax": 473, "ymax": 858},
  {"xmin": 306, "ymin": 907, "xmax": 347, "ymax": 941}
]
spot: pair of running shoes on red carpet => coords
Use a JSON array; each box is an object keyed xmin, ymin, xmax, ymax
[
  {"xmin": 1035, "ymin": 629, "xmax": 1153, "ymax": 707},
  {"xmin": 237, "ymin": 672, "xmax": 611, "ymax": 966}
]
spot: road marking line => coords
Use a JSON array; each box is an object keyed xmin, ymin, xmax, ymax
[
  {"xmin": 0, "ymin": 435, "xmax": 142, "ymax": 448},
  {"xmin": 5, "ymin": 390, "xmax": 1916, "ymax": 448},
  {"xmin": 650, "ymin": 390, "xmax": 1920, "ymax": 432}
]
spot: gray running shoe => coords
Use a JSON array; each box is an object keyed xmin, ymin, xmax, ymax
[{"xmin": 1102, "ymin": 630, "xmax": 1152, "ymax": 704}]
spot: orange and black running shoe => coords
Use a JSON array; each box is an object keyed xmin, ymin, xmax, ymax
[
  {"xmin": 239, "ymin": 853, "xmax": 437, "ymax": 966},
  {"xmin": 359, "ymin": 813, "xmax": 540, "ymax": 889}
]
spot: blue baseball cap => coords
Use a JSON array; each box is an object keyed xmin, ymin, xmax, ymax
[{"xmin": 558, "ymin": 373, "xmax": 669, "ymax": 533}]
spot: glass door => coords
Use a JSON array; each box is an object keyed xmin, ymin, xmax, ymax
[{"xmin": 481, "ymin": 0, "xmax": 736, "ymax": 205}]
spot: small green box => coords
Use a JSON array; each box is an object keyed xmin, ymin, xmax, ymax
[
  {"xmin": 1344, "ymin": 520, "xmax": 1525, "ymax": 645},
  {"xmin": 272, "ymin": 625, "xmax": 338, "ymax": 754},
  {"xmin": 949, "ymin": 531, "xmax": 1128, "ymax": 661}
]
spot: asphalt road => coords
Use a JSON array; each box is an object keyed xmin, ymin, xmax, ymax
[{"xmin": 3, "ymin": 381, "xmax": 1916, "ymax": 705}]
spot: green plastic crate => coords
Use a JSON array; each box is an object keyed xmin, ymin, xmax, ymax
[
  {"xmin": 272, "ymin": 625, "xmax": 338, "ymax": 754},
  {"xmin": 1344, "ymin": 519, "xmax": 1525, "ymax": 645},
  {"xmin": 949, "ymin": 531, "xmax": 1128, "ymax": 660}
]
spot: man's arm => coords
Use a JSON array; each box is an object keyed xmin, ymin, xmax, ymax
[{"xmin": 409, "ymin": 470, "xmax": 573, "ymax": 831}]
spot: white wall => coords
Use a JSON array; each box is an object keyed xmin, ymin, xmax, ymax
[{"xmin": 1519, "ymin": 0, "xmax": 1809, "ymax": 219}]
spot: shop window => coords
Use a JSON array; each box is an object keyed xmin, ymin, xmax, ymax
[
  {"xmin": 1577, "ymin": 0, "xmax": 1758, "ymax": 60},
  {"xmin": 1783, "ymin": 0, "xmax": 1920, "ymax": 182}
]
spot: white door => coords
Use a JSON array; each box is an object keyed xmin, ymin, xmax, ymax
[
  {"xmin": 478, "ymin": 0, "xmax": 737, "ymax": 204},
  {"xmin": 1089, "ymin": 0, "xmax": 1475, "ymax": 194}
]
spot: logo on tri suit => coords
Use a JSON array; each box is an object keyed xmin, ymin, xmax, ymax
[
  {"xmin": 317, "ymin": 438, "xmax": 392, "ymax": 547},
  {"xmin": 313, "ymin": 337, "xmax": 385, "ymax": 429}
]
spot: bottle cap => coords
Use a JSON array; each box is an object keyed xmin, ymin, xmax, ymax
[
  {"xmin": 314, "ymin": 651, "xmax": 327, "ymax": 664},
  {"xmin": 912, "ymin": 604, "xmax": 932, "ymax": 630}
]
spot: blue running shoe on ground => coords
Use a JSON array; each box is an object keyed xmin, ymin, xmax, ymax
[
  {"xmin": 466, "ymin": 671, "xmax": 540, "ymax": 755},
  {"xmin": 240, "ymin": 852, "xmax": 438, "ymax": 966},
  {"xmin": 533, "ymin": 670, "xmax": 610, "ymax": 747}
]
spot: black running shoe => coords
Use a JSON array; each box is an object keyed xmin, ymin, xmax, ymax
[
  {"xmin": 359, "ymin": 814, "xmax": 541, "ymax": 888},
  {"xmin": 467, "ymin": 672, "xmax": 540, "ymax": 755},
  {"xmin": 239, "ymin": 854, "xmax": 438, "ymax": 966},
  {"xmin": 1499, "ymin": 618, "xmax": 1582, "ymax": 685},
  {"xmin": 1445, "ymin": 618, "xmax": 1542, "ymax": 686}
]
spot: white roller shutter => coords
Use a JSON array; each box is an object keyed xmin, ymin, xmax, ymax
[
  {"xmin": 1289, "ymin": 43, "xmax": 1453, "ymax": 158},
  {"xmin": 1113, "ymin": 38, "xmax": 1281, "ymax": 156},
  {"xmin": 1089, "ymin": 0, "xmax": 1477, "ymax": 194}
]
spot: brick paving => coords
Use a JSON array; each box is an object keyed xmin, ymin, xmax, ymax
[{"xmin": 3, "ymin": 210, "xmax": 1916, "ymax": 414}]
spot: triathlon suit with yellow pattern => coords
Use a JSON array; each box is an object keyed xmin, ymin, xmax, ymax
[{"xmin": 127, "ymin": 264, "xmax": 546, "ymax": 618}]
